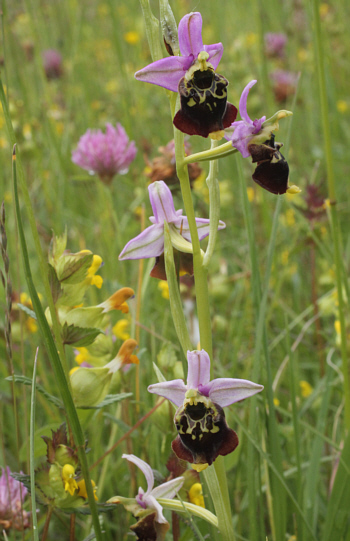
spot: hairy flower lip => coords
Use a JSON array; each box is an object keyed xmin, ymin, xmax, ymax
[{"xmin": 134, "ymin": 12, "xmax": 223, "ymax": 92}]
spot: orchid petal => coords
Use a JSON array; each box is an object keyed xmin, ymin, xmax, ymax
[
  {"xmin": 148, "ymin": 379, "xmax": 187, "ymax": 407},
  {"xmin": 204, "ymin": 43, "xmax": 224, "ymax": 70},
  {"xmin": 119, "ymin": 224, "xmax": 164, "ymax": 260},
  {"xmin": 239, "ymin": 80, "xmax": 257, "ymax": 124},
  {"xmin": 204, "ymin": 378, "xmax": 264, "ymax": 407},
  {"xmin": 135, "ymin": 56, "xmax": 190, "ymax": 92},
  {"xmin": 178, "ymin": 12, "xmax": 203, "ymax": 57},
  {"xmin": 173, "ymin": 216, "xmax": 225, "ymax": 242},
  {"xmin": 148, "ymin": 181, "xmax": 178, "ymax": 224},
  {"xmin": 143, "ymin": 493, "xmax": 168, "ymax": 523},
  {"xmin": 151, "ymin": 477, "xmax": 184, "ymax": 501},
  {"xmin": 187, "ymin": 350, "xmax": 211, "ymax": 389},
  {"xmin": 122, "ymin": 454, "xmax": 154, "ymax": 496}
]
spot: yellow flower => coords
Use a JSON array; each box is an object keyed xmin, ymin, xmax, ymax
[
  {"xmin": 0, "ymin": 136, "xmax": 9, "ymax": 149},
  {"xmin": 300, "ymin": 380, "xmax": 313, "ymax": 398},
  {"xmin": 247, "ymin": 187, "xmax": 255, "ymax": 202},
  {"xmin": 319, "ymin": 2, "xmax": 330, "ymax": 17},
  {"xmin": 113, "ymin": 319, "xmax": 131, "ymax": 341},
  {"xmin": 26, "ymin": 318, "xmax": 38, "ymax": 334},
  {"xmin": 23, "ymin": 123, "xmax": 32, "ymax": 140},
  {"xmin": 273, "ymin": 397, "xmax": 280, "ymax": 407},
  {"xmin": 158, "ymin": 281, "xmax": 169, "ymax": 300},
  {"xmin": 124, "ymin": 31, "xmax": 140, "ymax": 45},
  {"xmin": 246, "ymin": 32, "xmax": 258, "ymax": 47},
  {"xmin": 334, "ymin": 320, "xmax": 341, "ymax": 336},
  {"xmin": 62, "ymin": 464, "xmax": 78, "ymax": 496},
  {"xmin": 77, "ymin": 478, "xmax": 98, "ymax": 500},
  {"xmin": 99, "ymin": 287, "xmax": 135, "ymax": 314},
  {"xmin": 337, "ymin": 100, "xmax": 348, "ymax": 114},
  {"xmin": 297, "ymin": 48, "xmax": 308, "ymax": 63},
  {"xmin": 281, "ymin": 250, "xmax": 289, "ymax": 266},
  {"xmin": 285, "ymin": 208, "xmax": 295, "ymax": 227},
  {"xmin": 114, "ymin": 339, "xmax": 139, "ymax": 366},
  {"xmin": 86, "ymin": 254, "xmax": 103, "ymax": 288},
  {"xmin": 75, "ymin": 347, "xmax": 91, "ymax": 365},
  {"xmin": 189, "ymin": 483, "xmax": 205, "ymax": 508}
]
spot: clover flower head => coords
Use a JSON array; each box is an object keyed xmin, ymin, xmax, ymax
[
  {"xmin": 264, "ymin": 33, "xmax": 287, "ymax": 59},
  {"xmin": 0, "ymin": 466, "xmax": 30, "ymax": 531},
  {"xmin": 122, "ymin": 454, "xmax": 184, "ymax": 524},
  {"xmin": 224, "ymin": 80, "xmax": 266, "ymax": 158},
  {"xmin": 72, "ymin": 123, "xmax": 137, "ymax": 185},
  {"xmin": 135, "ymin": 12, "xmax": 223, "ymax": 92},
  {"xmin": 270, "ymin": 69, "xmax": 299, "ymax": 102},
  {"xmin": 148, "ymin": 349, "xmax": 263, "ymax": 465},
  {"xmin": 42, "ymin": 48, "xmax": 63, "ymax": 79}
]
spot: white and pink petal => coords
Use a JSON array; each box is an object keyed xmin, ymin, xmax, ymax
[
  {"xmin": 205, "ymin": 378, "xmax": 264, "ymax": 408},
  {"xmin": 134, "ymin": 56, "xmax": 189, "ymax": 92},
  {"xmin": 122, "ymin": 454, "xmax": 154, "ymax": 496},
  {"xmin": 148, "ymin": 181, "xmax": 178, "ymax": 224},
  {"xmin": 178, "ymin": 12, "xmax": 204, "ymax": 58},
  {"xmin": 147, "ymin": 379, "xmax": 187, "ymax": 407},
  {"xmin": 119, "ymin": 224, "xmax": 164, "ymax": 260},
  {"xmin": 186, "ymin": 349, "xmax": 211, "ymax": 389}
]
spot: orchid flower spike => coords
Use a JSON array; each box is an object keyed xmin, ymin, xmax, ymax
[
  {"xmin": 135, "ymin": 12, "xmax": 237, "ymax": 138},
  {"xmin": 148, "ymin": 349, "xmax": 263, "ymax": 466},
  {"xmin": 119, "ymin": 181, "xmax": 225, "ymax": 279}
]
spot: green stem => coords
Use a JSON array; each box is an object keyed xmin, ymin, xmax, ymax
[
  {"xmin": 184, "ymin": 141, "xmax": 238, "ymax": 164},
  {"xmin": 172, "ymin": 111, "xmax": 234, "ymax": 541},
  {"xmin": 174, "ymin": 121, "xmax": 213, "ymax": 361},
  {"xmin": 311, "ymin": 0, "xmax": 350, "ymax": 428},
  {"xmin": 30, "ymin": 348, "xmax": 39, "ymax": 541},
  {"xmin": 203, "ymin": 140, "xmax": 220, "ymax": 269}
]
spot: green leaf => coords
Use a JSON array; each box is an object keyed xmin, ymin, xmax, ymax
[
  {"xmin": 48, "ymin": 263, "xmax": 63, "ymax": 304},
  {"xmin": 5, "ymin": 375, "xmax": 63, "ymax": 408},
  {"xmin": 62, "ymin": 322, "xmax": 102, "ymax": 347},
  {"xmin": 17, "ymin": 302, "xmax": 36, "ymax": 320},
  {"xmin": 58, "ymin": 253, "xmax": 93, "ymax": 284},
  {"xmin": 78, "ymin": 393, "xmax": 132, "ymax": 410}
]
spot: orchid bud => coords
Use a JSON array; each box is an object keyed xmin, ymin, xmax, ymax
[{"xmin": 159, "ymin": 0, "xmax": 179, "ymax": 56}]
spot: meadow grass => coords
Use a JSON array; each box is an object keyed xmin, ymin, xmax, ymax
[{"xmin": 1, "ymin": 0, "xmax": 350, "ymax": 540}]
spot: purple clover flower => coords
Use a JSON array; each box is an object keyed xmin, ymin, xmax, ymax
[
  {"xmin": 0, "ymin": 466, "xmax": 30, "ymax": 531},
  {"xmin": 119, "ymin": 180, "xmax": 225, "ymax": 279},
  {"xmin": 264, "ymin": 33, "xmax": 287, "ymax": 59},
  {"xmin": 148, "ymin": 349, "xmax": 263, "ymax": 465},
  {"xmin": 224, "ymin": 80, "xmax": 266, "ymax": 158},
  {"xmin": 42, "ymin": 48, "xmax": 63, "ymax": 79},
  {"xmin": 72, "ymin": 123, "xmax": 137, "ymax": 185},
  {"xmin": 135, "ymin": 12, "xmax": 223, "ymax": 92}
]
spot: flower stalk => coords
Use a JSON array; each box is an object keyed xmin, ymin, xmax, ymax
[
  {"xmin": 203, "ymin": 139, "xmax": 220, "ymax": 269},
  {"xmin": 173, "ymin": 108, "xmax": 235, "ymax": 541}
]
